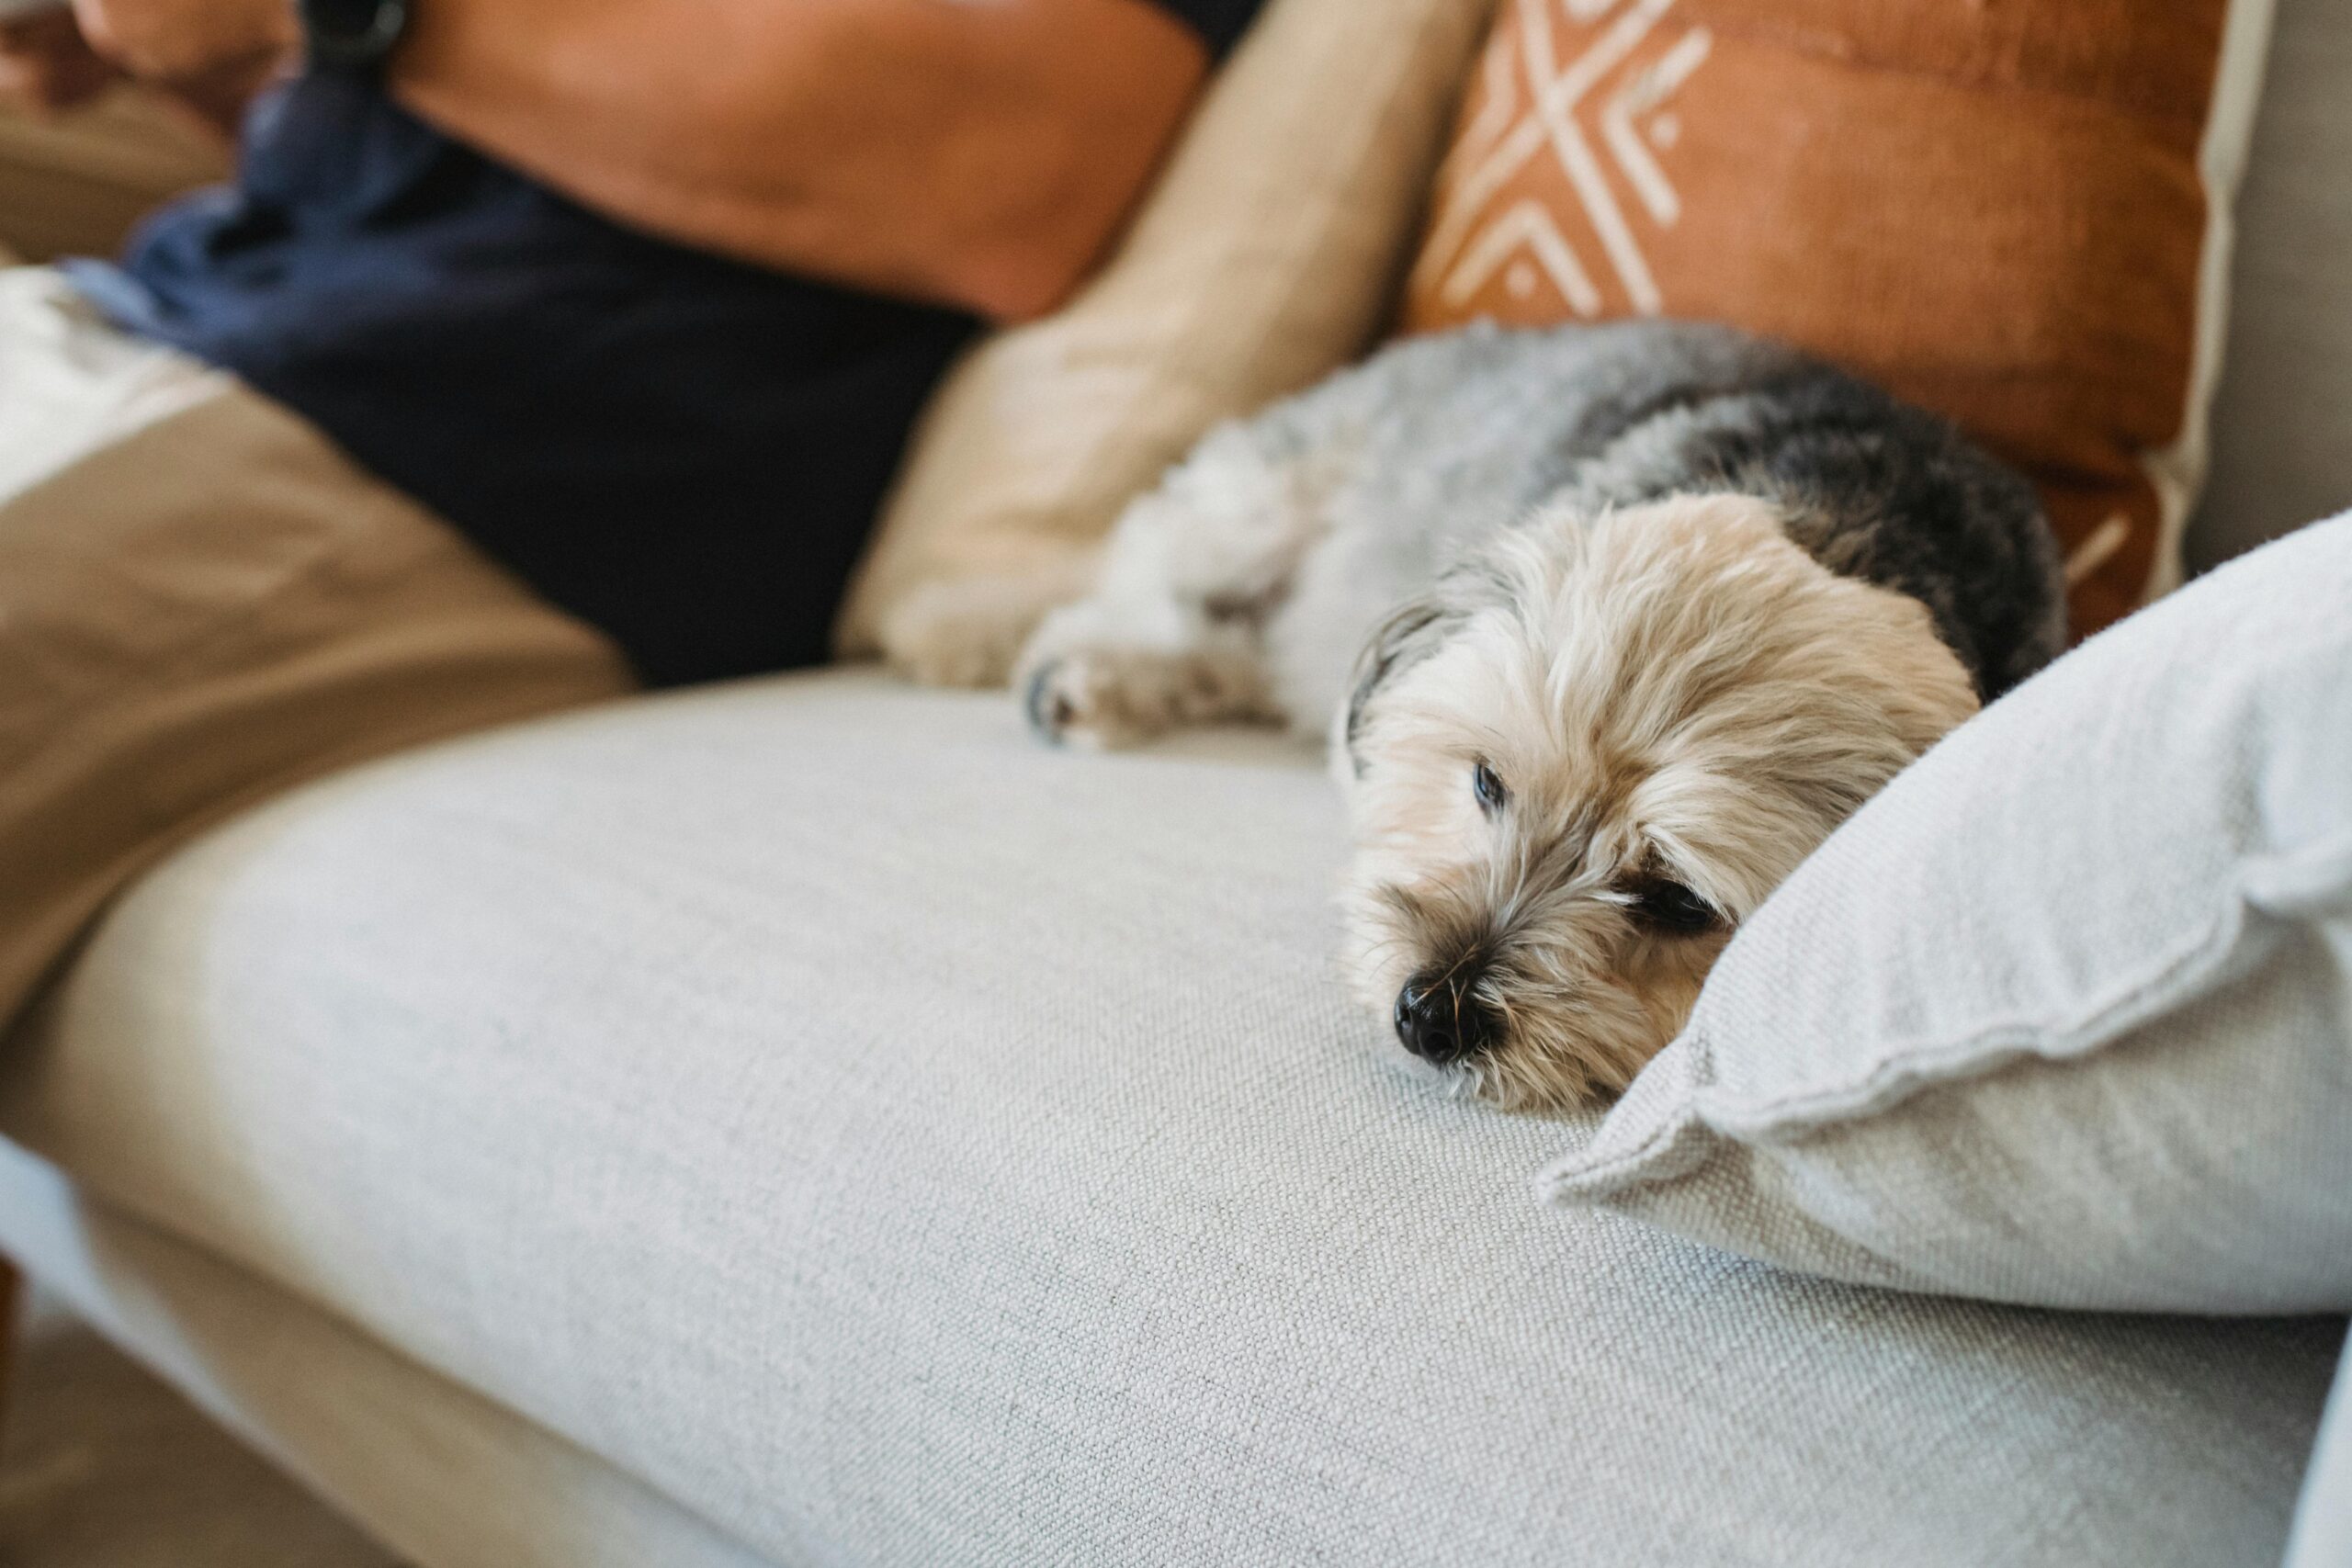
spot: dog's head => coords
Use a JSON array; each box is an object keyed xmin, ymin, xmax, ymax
[{"xmin": 1337, "ymin": 493, "xmax": 1979, "ymax": 1110}]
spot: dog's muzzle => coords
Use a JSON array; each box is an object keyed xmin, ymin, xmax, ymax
[{"xmin": 1393, "ymin": 973, "xmax": 1498, "ymax": 1066}]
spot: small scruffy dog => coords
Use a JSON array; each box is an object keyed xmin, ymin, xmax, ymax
[{"xmin": 1016, "ymin": 321, "xmax": 2065, "ymax": 1110}]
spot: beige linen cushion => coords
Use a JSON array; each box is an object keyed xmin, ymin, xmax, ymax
[{"xmin": 835, "ymin": 0, "xmax": 1501, "ymax": 686}]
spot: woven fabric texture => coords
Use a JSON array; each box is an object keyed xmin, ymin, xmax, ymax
[{"xmin": 0, "ymin": 671, "xmax": 2337, "ymax": 1566}]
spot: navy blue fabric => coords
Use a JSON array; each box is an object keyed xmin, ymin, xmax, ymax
[{"xmin": 77, "ymin": 0, "xmax": 1261, "ymax": 687}]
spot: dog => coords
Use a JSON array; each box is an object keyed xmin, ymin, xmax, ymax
[{"xmin": 1015, "ymin": 321, "xmax": 2065, "ymax": 1110}]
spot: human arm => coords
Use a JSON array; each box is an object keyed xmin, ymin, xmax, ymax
[
  {"xmin": 1, "ymin": 0, "xmax": 291, "ymax": 136},
  {"xmin": 389, "ymin": 0, "xmax": 1215, "ymax": 321},
  {"xmin": 0, "ymin": 7, "xmax": 119, "ymax": 117},
  {"xmin": 60, "ymin": 0, "xmax": 1219, "ymax": 321}
]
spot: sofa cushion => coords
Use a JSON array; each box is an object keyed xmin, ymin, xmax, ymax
[
  {"xmin": 1405, "ymin": 0, "xmax": 2278, "ymax": 636},
  {"xmin": 0, "ymin": 671, "xmax": 2339, "ymax": 1567},
  {"xmin": 1541, "ymin": 515, "xmax": 2352, "ymax": 1315}
]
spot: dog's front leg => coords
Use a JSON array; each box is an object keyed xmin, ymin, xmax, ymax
[{"xmin": 1019, "ymin": 602, "xmax": 1278, "ymax": 749}]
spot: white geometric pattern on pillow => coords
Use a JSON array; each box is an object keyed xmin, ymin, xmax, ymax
[{"xmin": 1541, "ymin": 513, "xmax": 2352, "ymax": 1314}]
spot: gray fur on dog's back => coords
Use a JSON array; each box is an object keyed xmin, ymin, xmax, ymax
[{"xmin": 1248, "ymin": 321, "xmax": 2065, "ymax": 724}]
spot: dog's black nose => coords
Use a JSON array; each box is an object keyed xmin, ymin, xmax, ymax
[{"xmin": 1393, "ymin": 975, "xmax": 1497, "ymax": 1065}]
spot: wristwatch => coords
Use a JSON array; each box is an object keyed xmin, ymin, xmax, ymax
[{"xmin": 300, "ymin": 0, "xmax": 413, "ymax": 68}]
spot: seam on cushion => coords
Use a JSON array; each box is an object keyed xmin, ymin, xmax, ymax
[
  {"xmin": 2244, "ymin": 835, "xmax": 2352, "ymax": 918},
  {"xmin": 1545, "ymin": 1122, "xmax": 1949, "ymax": 1295},
  {"xmin": 1700, "ymin": 829, "xmax": 2352, "ymax": 1145},
  {"xmin": 1535, "ymin": 1078, "xmax": 1711, "ymax": 1201},
  {"xmin": 1537, "ymin": 1041, "xmax": 1717, "ymax": 1201}
]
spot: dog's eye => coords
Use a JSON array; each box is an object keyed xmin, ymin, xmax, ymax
[
  {"xmin": 1625, "ymin": 878, "xmax": 1720, "ymax": 935},
  {"xmin": 1472, "ymin": 761, "xmax": 1508, "ymax": 815}
]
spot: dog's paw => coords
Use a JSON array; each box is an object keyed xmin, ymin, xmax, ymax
[
  {"xmin": 876, "ymin": 568, "xmax": 1094, "ymax": 691},
  {"xmin": 1023, "ymin": 651, "xmax": 1163, "ymax": 750},
  {"xmin": 1023, "ymin": 646, "xmax": 1276, "ymax": 749}
]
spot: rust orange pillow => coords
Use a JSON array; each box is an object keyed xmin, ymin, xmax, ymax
[{"xmin": 1403, "ymin": 0, "xmax": 2277, "ymax": 634}]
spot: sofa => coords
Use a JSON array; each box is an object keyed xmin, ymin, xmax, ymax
[{"xmin": 4, "ymin": 6, "xmax": 2351, "ymax": 1568}]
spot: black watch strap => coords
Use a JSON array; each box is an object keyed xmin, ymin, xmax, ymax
[{"xmin": 301, "ymin": 0, "xmax": 413, "ymax": 68}]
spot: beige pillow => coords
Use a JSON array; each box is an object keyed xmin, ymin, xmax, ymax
[{"xmin": 837, "ymin": 0, "xmax": 1502, "ymax": 686}]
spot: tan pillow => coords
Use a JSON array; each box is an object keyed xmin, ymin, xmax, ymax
[
  {"xmin": 1403, "ymin": 0, "xmax": 2277, "ymax": 636},
  {"xmin": 838, "ymin": 0, "xmax": 1502, "ymax": 685}
]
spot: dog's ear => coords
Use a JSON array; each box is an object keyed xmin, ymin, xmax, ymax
[
  {"xmin": 1346, "ymin": 546, "xmax": 1523, "ymax": 773},
  {"xmin": 1343, "ymin": 593, "xmax": 1462, "ymax": 776}
]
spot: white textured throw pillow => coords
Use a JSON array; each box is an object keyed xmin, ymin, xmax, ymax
[{"xmin": 1541, "ymin": 513, "xmax": 2352, "ymax": 1314}]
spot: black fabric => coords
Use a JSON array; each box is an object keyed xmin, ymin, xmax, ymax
[
  {"xmin": 1157, "ymin": 0, "xmax": 1262, "ymax": 53},
  {"xmin": 76, "ymin": 0, "xmax": 1261, "ymax": 687}
]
